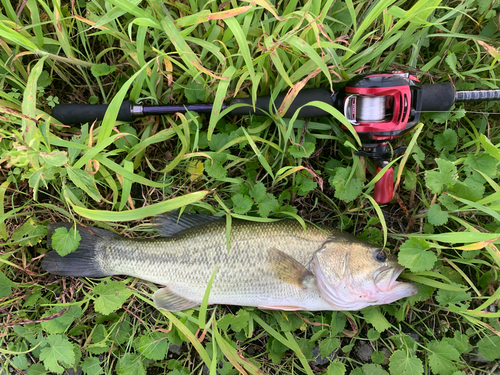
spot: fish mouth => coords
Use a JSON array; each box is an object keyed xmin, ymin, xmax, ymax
[{"xmin": 374, "ymin": 265, "xmax": 417, "ymax": 296}]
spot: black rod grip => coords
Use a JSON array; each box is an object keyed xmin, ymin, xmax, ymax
[
  {"xmin": 229, "ymin": 88, "xmax": 334, "ymax": 118},
  {"xmin": 51, "ymin": 101, "xmax": 134, "ymax": 125},
  {"xmin": 420, "ymin": 83, "xmax": 455, "ymax": 112}
]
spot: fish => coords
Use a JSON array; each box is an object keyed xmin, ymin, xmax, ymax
[{"xmin": 41, "ymin": 213, "xmax": 418, "ymax": 311}]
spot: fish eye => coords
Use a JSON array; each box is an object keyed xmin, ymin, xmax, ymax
[{"xmin": 374, "ymin": 250, "xmax": 387, "ymax": 263}]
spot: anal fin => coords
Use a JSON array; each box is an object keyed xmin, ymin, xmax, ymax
[
  {"xmin": 268, "ymin": 247, "xmax": 314, "ymax": 289},
  {"xmin": 153, "ymin": 287, "xmax": 200, "ymax": 311}
]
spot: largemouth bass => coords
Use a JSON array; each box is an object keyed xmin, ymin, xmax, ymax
[{"xmin": 41, "ymin": 213, "xmax": 417, "ymax": 311}]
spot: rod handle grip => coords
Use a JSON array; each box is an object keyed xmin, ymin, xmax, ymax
[
  {"xmin": 420, "ymin": 82, "xmax": 455, "ymax": 112},
  {"xmin": 374, "ymin": 166, "xmax": 394, "ymax": 204},
  {"xmin": 51, "ymin": 101, "xmax": 134, "ymax": 125},
  {"xmin": 229, "ymin": 89, "xmax": 334, "ymax": 118}
]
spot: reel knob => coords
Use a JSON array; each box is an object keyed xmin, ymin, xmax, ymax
[{"xmin": 374, "ymin": 166, "xmax": 394, "ymax": 204}]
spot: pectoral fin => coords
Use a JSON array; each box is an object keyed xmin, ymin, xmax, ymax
[
  {"xmin": 268, "ymin": 248, "xmax": 314, "ymax": 289},
  {"xmin": 153, "ymin": 287, "xmax": 200, "ymax": 311}
]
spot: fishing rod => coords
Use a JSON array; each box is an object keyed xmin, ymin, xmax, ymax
[{"xmin": 51, "ymin": 72, "xmax": 500, "ymax": 204}]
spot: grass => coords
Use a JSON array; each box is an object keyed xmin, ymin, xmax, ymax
[{"xmin": 1, "ymin": 0, "xmax": 500, "ymax": 374}]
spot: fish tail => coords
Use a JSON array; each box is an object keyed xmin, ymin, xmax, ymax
[{"xmin": 42, "ymin": 223, "xmax": 117, "ymax": 277}]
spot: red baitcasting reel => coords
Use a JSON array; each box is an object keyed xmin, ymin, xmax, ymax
[{"xmin": 340, "ymin": 72, "xmax": 426, "ymax": 204}]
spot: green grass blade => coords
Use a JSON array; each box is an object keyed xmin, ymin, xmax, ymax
[
  {"xmin": 362, "ymin": 193, "xmax": 388, "ymax": 249},
  {"xmin": 98, "ymin": 59, "xmax": 155, "ymax": 144},
  {"xmin": 65, "ymin": 166, "xmax": 103, "ymax": 202},
  {"xmin": 251, "ymin": 313, "xmax": 313, "ymax": 375},
  {"xmin": 22, "ymin": 55, "xmax": 47, "ymax": 144},
  {"xmin": 0, "ymin": 179, "xmax": 10, "ymax": 239},
  {"xmin": 50, "ymin": 0, "xmax": 74, "ymax": 59},
  {"xmin": 94, "ymin": 154, "xmax": 168, "ymax": 189},
  {"xmin": 344, "ymin": 0, "xmax": 357, "ymax": 33},
  {"xmin": 208, "ymin": 66, "xmax": 236, "ymax": 140},
  {"xmin": 118, "ymin": 160, "xmax": 134, "ymax": 211},
  {"xmin": 198, "ymin": 265, "xmax": 217, "ymax": 329},
  {"xmin": 394, "ymin": 123, "xmax": 424, "ymax": 191},
  {"xmin": 101, "ymin": 0, "xmax": 159, "ymax": 26},
  {"xmin": 265, "ymin": 36, "xmax": 293, "ymax": 88},
  {"xmin": 160, "ymin": 116, "xmax": 189, "ymax": 173},
  {"xmin": 163, "ymin": 311, "xmax": 212, "ymax": 368},
  {"xmin": 287, "ymin": 36, "xmax": 331, "ymax": 90},
  {"xmin": 405, "ymin": 232, "xmax": 500, "ymax": 243},
  {"xmin": 224, "ymin": 16, "xmax": 256, "ymax": 81},
  {"xmin": 71, "ymin": 191, "xmax": 210, "ymax": 221},
  {"xmin": 241, "ymin": 0, "xmax": 282, "ymax": 20},
  {"xmin": 185, "ymin": 37, "xmax": 226, "ymax": 64},
  {"xmin": 343, "ymin": 0, "xmax": 397, "ymax": 61},
  {"xmin": 283, "ymin": 331, "xmax": 314, "ymax": 375},
  {"xmin": 94, "ymin": 0, "xmax": 143, "ymax": 28},
  {"xmin": 474, "ymin": 169, "xmax": 500, "ymax": 192},
  {"xmin": 364, "ymin": 156, "xmax": 402, "ymax": 190},
  {"xmin": 401, "ymin": 274, "xmax": 468, "ymax": 291},
  {"xmin": 0, "ymin": 20, "xmax": 40, "ymax": 51},
  {"xmin": 26, "ymin": 0, "xmax": 44, "ymax": 48},
  {"xmin": 241, "ymin": 128, "xmax": 275, "ymax": 180},
  {"xmin": 274, "ymin": 166, "xmax": 309, "ymax": 185},
  {"xmin": 126, "ymin": 126, "xmax": 185, "ymax": 161},
  {"xmin": 214, "ymin": 325, "xmax": 263, "ymax": 374},
  {"xmin": 445, "ymin": 258, "xmax": 481, "ymax": 296},
  {"xmin": 98, "ymin": 165, "xmax": 119, "ymax": 207},
  {"xmin": 217, "ymin": 135, "xmax": 282, "ymax": 154},
  {"xmin": 444, "ymin": 192, "xmax": 500, "ymax": 223},
  {"xmin": 160, "ymin": 15, "xmax": 220, "ymax": 80},
  {"xmin": 72, "ymin": 134, "xmax": 130, "ymax": 169},
  {"xmin": 471, "ymin": 285, "xmax": 500, "ymax": 313},
  {"xmin": 291, "ymin": 100, "xmax": 361, "ymax": 146}
]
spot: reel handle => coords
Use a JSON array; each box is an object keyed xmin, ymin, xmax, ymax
[{"xmin": 373, "ymin": 166, "xmax": 394, "ymax": 204}]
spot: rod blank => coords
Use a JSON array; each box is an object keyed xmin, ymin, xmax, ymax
[
  {"xmin": 456, "ymin": 90, "xmax": 500, "ymax": 102},
  {"xmin": 51, "ymin": 89, "xmax": 335, "ymax": 125}
]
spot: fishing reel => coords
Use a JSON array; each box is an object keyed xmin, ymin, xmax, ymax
[{"xmin": 340, "ymin": 72, "xmax": 425, "ymax": 203}]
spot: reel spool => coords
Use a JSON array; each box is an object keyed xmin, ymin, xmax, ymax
[
  {"xmin": 357, "ymin": 96, "xmax": 386, "ymax": 122},
  {"xmin": 344, "ymin": 95, "xmax": 387, "ymax": 123}
]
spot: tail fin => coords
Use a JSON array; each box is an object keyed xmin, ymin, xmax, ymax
[{"xmin": 42, "ymin": 223, "xmax": 119, "ymax": 277}]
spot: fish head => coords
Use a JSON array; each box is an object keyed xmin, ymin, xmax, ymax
[{"xmin": 313, "ymin": 237, "xmax": 418, "ymax": 310}]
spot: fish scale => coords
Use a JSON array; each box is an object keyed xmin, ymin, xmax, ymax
[{"xmin": 95, "ymin": 220, "xmax": 332, "ymax": 310}]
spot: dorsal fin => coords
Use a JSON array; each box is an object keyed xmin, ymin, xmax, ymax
[
  {"xmin": 268, "ymin": 248, "xmax": 314, "ymax": 289},
  {"xmin": 153, "ymin": 211, "xmax": 223, "ymax": 237}
]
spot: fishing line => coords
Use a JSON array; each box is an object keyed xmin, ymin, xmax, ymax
[
  {"xmin": 355, "ymin": 96, "xmax": 499, "ymax": 120},
  {"xmin": 417, "ymin": 110, "xmax": 500, "ymax": 115},
  {"xmin": 357, "ymin": 96, "xmax": 386, "ymax": 122}
]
